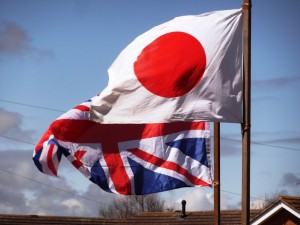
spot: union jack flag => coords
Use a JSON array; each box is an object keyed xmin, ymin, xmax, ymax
[{"xmin": 33, "ymin": 96, "xmax": 212, "ymax": 195}]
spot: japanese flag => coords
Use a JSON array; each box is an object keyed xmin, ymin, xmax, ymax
[{"xmin": 91, "ymin": 9, "xmax": 243, "ymax": 124}]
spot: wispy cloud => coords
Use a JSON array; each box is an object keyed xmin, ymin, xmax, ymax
[
  {"xmin": 252, "ymin": 96, "xmax": 277, "ymax": 103},
  {"xmin": 0, "ymin": 20, "xmax": 54, "ymax": 59},
  {"xmin": 253, "ymin": 76, "xmax": 300, "ymax": 91},
  {"xmin": 279, "ymin": 172, "xmax": 300, "ymax": 187},
  {"xmin": 251, "ymin": 131, "xmax": 300, "ymax": 150},
  {"xmin": 210, "ymin": 136, "xmax": 241, "ymax": 156},
  {"xmin": 0, "ymin": 108, "xmax": 35, "ymax": 144},
  {"xmin": 264, "ymin": 136, "xmax": 300, "ymax": 146},
  {"xmin": 252, "ymin": 76, "xmax": 300, "ymax": 103}
]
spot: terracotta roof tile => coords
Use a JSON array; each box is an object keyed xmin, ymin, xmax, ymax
[
  {"xmin": 279, "ymin": 196, "xmax": 300, "ymax": 211},
  {"xmin": 0, "ymin": 210, "xmax": 261, "ymax": 225}
]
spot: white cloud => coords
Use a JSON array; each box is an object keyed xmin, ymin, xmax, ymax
[
  {"xmin": 0, "ymin": 149, "xmax": 113, "ymax": 217},
  {"xmin": 176, "ymin": 188, "xmax": 213, "ymax": 211},
  {"xmin": 0, "ymin": 107, "xmax": 117, "ymax": 217},
  {"xmin": 61, "ymin": 199, "xmax": 86, "ymax": 215}
]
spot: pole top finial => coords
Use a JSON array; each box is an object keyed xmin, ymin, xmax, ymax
[{"xmin": 242, "ymin": 1, "xmax": 252, "ymax": 10}]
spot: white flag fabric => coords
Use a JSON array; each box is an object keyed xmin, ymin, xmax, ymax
[{"xmin": 90, "ymin": 9, "xmax": 243, "ymax": 124}]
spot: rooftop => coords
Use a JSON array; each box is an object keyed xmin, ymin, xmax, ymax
[
  {"xmin": 0, "ymin": 210, "xmax": 261, "ymax": 225},
  {"xmin": 1, "ymin": 196, "xmax": 299, "ymax": 225}
]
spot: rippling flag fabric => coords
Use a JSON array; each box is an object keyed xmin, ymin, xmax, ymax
[
  {"xmin": 90, "ymin": 9, "xmax": 243, "ymax": 124},
  {"xmin": 33, "ymin": 97, "xmax": 212, "ymax": 195}
]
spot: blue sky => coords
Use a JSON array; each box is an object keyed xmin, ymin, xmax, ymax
[{"xmin": 0, "ymin": 0, "xmax": 300, "ymax": 216}]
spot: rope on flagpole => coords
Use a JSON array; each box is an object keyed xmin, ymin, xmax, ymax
[{"xmin": 241, "ymin": 123, "xmax": 251, "ymax": 133}]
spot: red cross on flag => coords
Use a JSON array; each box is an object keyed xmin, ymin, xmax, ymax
[{"xmin": 33, "ymin": 96, "xmax": 212, "ymax": 195}]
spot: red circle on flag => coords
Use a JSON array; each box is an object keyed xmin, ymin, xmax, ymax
[{"xmin": 134, "ymin": 32, "xmax": 206, "ymax": 98}]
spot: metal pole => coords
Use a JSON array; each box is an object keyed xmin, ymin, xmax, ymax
[
  {"xmin": 214, "ymin": 122, "xmax": 220, "ymax": 225},
  {"xmin": 242, "ymin": 0, "xmax": 251, "ymax": 224}
]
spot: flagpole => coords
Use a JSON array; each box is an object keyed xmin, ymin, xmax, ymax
[
  {"xmin": 241, "ymin": 0, "xmax": 251, "ymax": 224},
  {"xmin": 213, "ymin": 122, "xmax": 220, "ymax": 225}
]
